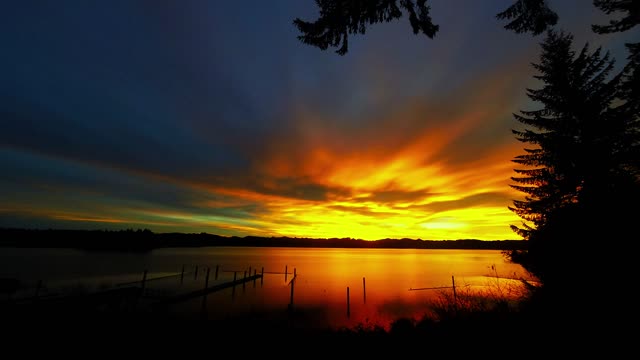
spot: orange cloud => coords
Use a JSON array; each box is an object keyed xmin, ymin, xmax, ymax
[
  {"xmin": 0, "ymin": 55, "xmax": 532, "ymax": 241},
  {"xmin": 213, "ymin": 59, "xmax": 534, "ymax": 240}
]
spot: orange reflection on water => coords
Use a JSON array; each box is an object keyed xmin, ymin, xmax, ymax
[{"xmin": 185, "ymin": 247, "xmax": 532, "ymax": 330}]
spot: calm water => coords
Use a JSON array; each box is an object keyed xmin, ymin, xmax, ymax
[{"xmin": 0, "ymin": 246, "xmax": 533, "ymax": 329}]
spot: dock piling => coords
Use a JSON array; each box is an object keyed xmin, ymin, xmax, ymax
[
  {"xmin": 363, "ymin": 277, "xmax": 366, "ymax": 304},
  {"xmin": 288, "ymin": 275, "xmax": 295, "ymax": 310},
  {"xmin": 141, "ymin": 270, "xmax": 148, "ymax": 294},
  {"xmin": 243, "ymin": 271, "xmax": 246, "ymax": 291},
  {"xmin": 347, "ymin": 286, "xmax": 350, "ymax": 318}
]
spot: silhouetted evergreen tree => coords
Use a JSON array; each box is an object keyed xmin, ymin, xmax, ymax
[
  {"xmin": 293, "ymin": 0, "xmax": 438, "ymax": 55},
  {"xmin": 592, "ymin": 0, "xmax": 640, "ymax": 34},
  {"xmin": 496, "ymin": 0, "xmax": 558, "ymax": 35},
  {"xmin": 507, "ymin": 30, "xmax": 640, "ymax": 294},
  {"xmin": 593, "ymin": 0, "xmax": 640, "ymax": 153}
]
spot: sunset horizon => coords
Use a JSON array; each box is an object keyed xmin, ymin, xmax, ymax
[
  {"xmin": 2, "ymin": 1, "xmax": 636, "ymax": 241},
  {"xmin": 2, "ymin": 0, "xmax": 638, "ymax": 341}
]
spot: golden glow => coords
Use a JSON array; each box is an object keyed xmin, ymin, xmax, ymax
[
  {"xmin": 258, "ymin": 248, "xmax": 532, "ymax": 330},
  {"xmin": 2, "ymin": 59, "xmax": 532, "ymax": 241},
  {"xmin": 51, "ymin": 214, "xmax": 128, "ymax": 224}
]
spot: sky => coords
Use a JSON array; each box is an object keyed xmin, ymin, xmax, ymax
[{"xmin": 1, "ymin": 1, "xmax": 638, "ymax": 240}]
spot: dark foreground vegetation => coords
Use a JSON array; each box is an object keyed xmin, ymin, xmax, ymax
[
  {"xmin": 0, "ymin": 274, "xmax": 568, "ymax": 352},
  {"xmin": 0, "ymin": 275, "xmax": 537, "ymax": 337}
]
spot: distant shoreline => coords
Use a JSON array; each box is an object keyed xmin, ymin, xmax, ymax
[{"xmin": 0, "ymin": 228, "xmax": 526, "ymax": 252}]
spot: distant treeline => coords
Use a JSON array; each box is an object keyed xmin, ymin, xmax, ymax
[{"xmin": 0, "ymin": 228, "xmax": 526, "ymax": 252}]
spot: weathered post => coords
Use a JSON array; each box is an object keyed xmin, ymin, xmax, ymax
[
  {"xmin": 452, "ymin": 275, "xmax": 457, "ymax": 304},
  {"xmin": 141, "ymin": 270, "xmax": 148, "ymax": 293},
  {"xmin": 347, "ymin": 286, "xmax": 350, "ymax": 318},
  {"xmin": 243, "ymin": 270, "xmax": 247, "ymax": 291},
  {"xmin": 232, "ymin": 271, "xmax": 237, "ymax": 299},
  {"xmin": 215, "ymin": 265, "xmax": 219, "ymax": 280},
  {"xmin": 204, "ymin": 267, "xmax": 210, "ymax": 289},
  {"xmin": 288, "ymin": 275, "xmax": 295, "ymax": 310},
  {"xmin": 363, "ymin": 277, "xmax": 366, "ymax": 304},
  {"xmin": 180, "ymin": 265, "xmax": 185, "ymax": 285}
]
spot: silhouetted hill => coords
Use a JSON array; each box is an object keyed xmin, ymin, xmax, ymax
[{"xmin": 0, "ymin": 228, "xmax": 525, "ymax": 252}]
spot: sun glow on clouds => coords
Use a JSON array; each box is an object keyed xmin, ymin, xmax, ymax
[
  {"xmin": 117, "ymin": 68, "xmax": 528, "ymax": 240},
  {"xmin": 0, "ymin": 59, "xmax": 528, "ymax": 241},
  {"xmin": 171, "ymin": 113, "xmax": 525, "ymax": 240},
  {"xmin": 5, "ymin": 1, "xmax": 635, "ymax": 242},
  {"xmin": 208, "ymin": 70, "xmax": 529, "ymax": 240},
  {"xmin": 7, "ymin": 113, "xmax": 524, "ymax": 240}
]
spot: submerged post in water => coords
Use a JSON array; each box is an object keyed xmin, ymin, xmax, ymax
[
  {"xmin": 141, "ymin": 270, "xmax": 147, "ymax": 293},
  {"xmin": 347, "ymin": 286, "xmax": 350, "ymax": 318},
  {"xmin": 363, "ymin": 277, "xmax": 366, "ymax": 304},
  {"xmin": 288, "ymin": 275, "xmax": 295, "ymax": 310},
  {"xmin": 243, "ymin": 271, "xmax": 246, "ymax": 291},
  {"xmin": 452, "ymin": 275, "xmax": 457, "ymax": 303},
  {"xmin": 232, "ymin": 271, "xmax": 237, "ymax": 299}
]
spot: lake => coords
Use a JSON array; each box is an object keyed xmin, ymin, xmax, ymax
[{"xmin": 0, "ymin": 246, "xmax": 534, "ymax": 330}]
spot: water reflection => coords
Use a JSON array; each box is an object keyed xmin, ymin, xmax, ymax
[{"xmin": 0, "ymin": 247, "xmax": 533, "ymax": 329}]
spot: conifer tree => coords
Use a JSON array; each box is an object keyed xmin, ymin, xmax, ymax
[
  {"xmin": 592, "ymin": 0, "xmax": 640, "ymax": 34},
  {"xmin": 293, "ymin": 0, "xmax": 438, "ymax": 55},
  {"xmin": 495, "ymin": 0, "xmax": 558, "ymax": 35},
  {"xmin": 508, "ymin": 30, "xmax": 639, "ymax": 284}
]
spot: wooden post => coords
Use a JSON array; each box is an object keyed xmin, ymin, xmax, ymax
[
  {"xmin": 232, "ymin": 271, "xmax": 237, "ymax": 299},
  {"xmin": 347, "ymin": 286, "xmax": 350, "ymax": 318},
  {"xmin": 140, "ymin": 270, "xmax": 148, "ymax": 298},
  {"xmin": 363, "ymin": 277, "xmax": 366, "ymax": 304},
  {"xmin": 253, "ymin": 269, "xmax": 257, "ymax": 287},
  {"xmin": 194, "ymin": 266, "xmax": 198, "ymax": 280},
  {"xmin": 285, "ymin": 265, "xmax": 288, "ymax": 282},
  {"xmin": 204, "ymin": 267, "xmax": 210, "ymax": 289},
  {"xmin": 452, "ymin": 275, "xmax": 457, "ymax": 303},
  {"xmin": 180, "ymin": 265, "xmax": 185, "ymax": 285},
  {"xmin": 288, "ymin": 275, "xmax": 295, "ymax": 310},
  {"xmin": 215, "ymin": 265, "xmax": 219, "ymax": 280},
  {"xmin": 243, "ymin": 271, "xmax": 247, "ymax": 291}
]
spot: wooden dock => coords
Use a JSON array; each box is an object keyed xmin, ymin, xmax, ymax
[{"xmin": 152, "ymin": 274, "xmax": 263, "ymax": 306}]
